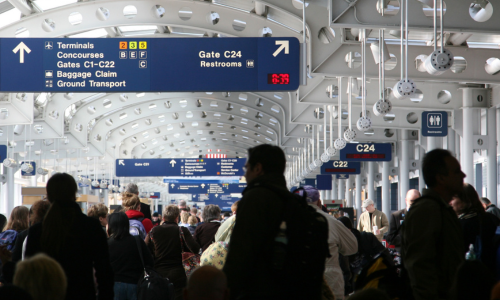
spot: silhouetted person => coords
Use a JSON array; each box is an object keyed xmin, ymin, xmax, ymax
[{"xmin": 183, "ymin": 266, "xmax": 229, "ymax": 300}]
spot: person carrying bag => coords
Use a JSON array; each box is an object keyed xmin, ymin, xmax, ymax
[{"xmin": 179, "ymin": 228, "xmax": 200, "ymax": 277}]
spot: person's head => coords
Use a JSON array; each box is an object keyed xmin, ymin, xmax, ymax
[
  {"xmin": 87, "ymin": 203, "xmax": 109, "ymax": 227},
  {"xmin": 337, "ymin": 216, "xmax": 353, "ymax": 230},
  {"xmin": 152, "ymin": 212, "xmax": 160, "ymax": 222},
  {"xmin": 29, "ymin": 200, "xmax": 50, "ymax": 225},
  {"xmin": 163, "ymin": 205, "xmax": 180, "ymax": 223},
  {"xmin": 222, "ymin": 212, "xmax": 231, "ymax": 219},
  {"xmin": 106, "ymin": 212, "xmax": 131, "ymax": 240},
  {"xmin": 125, "ymin": 182, "xmax": 139, "ymax": 195},
  {"xmin": 188, "ymin": 215, "xmax": 198, "ymax": 226},
  {"xmin": 231, "ymin": 201, "xmax": 239, "ymax": 215},
  {"xmin": 480, "ymin": 197, "xmax": 491, "ymax": 209},
  {"xmin": 203, "ymin": 205, "xmax": 221, "ymax": 222},
  {"xmin": 362, "ymin": 199, "xmax": 376, "ymax": 213},
  {"xmin": 0, "ymin": 213, "xmax": 6, "ymax": 232},
  {"xmin": 121, "ymin": 192, "xmax": 141, "ymax": 212},
  {"xmin": 13, "ymin": 253, "xmax": 67, "ymax": 300},
  {"xmin": 405, "ymin": 189, "xmax": 421, "ymax": 208},
  {"xmin": 180, "ymin": 211, "xmax": 190, "ymax": 224},
  {"xmin": 190, "ymin": 207, "xmax": 198, "ymax": 215},
  {"xmin": 450, "ymin": 183, "xmax": 485, "ymax": 215},
  {"xmin": 183, "ymin": 266, "xmax": 230, "ymax": 300},
  {"xmin": 6, "ymin": 206, "xmax": 29, "ymax": 232},
  {"xmin": 41, "ymin": 173, "xmax": 78, "ymax": 256},
  {"xmin": 244, "ymin": 144, "xmax": 286, "ymax": 183},
  {"xmin": 422, "ymin": 149, "xmax": 465, "ymax": 197},
  {"xmin": 295, "ymin": 185, "xmax": 321, "ymax": 208},
  {"xmin": 179, "ymin": 200, "xmax": 187, "ymax": 208}
]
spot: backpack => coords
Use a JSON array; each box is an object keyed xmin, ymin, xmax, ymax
[
  {"xmin": 250, "ymin": 183, "xmax": 330, "ymax": 299},
  {"xmin": 0, "ymin": 230, "xmax": 18, "ymax": 251},
  {"xmin": 130, "ymin": 218, "xmax": 147, "ymax": 240},
  {"xmin": 134, "ymin": 236, "xmax": 174, "ymax": 300}
]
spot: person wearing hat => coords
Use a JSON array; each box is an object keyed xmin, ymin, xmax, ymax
[
  {"xmin": 299, "ymin": 185, "xmax": 358, "ymax": 300},
  {"xmin": 357, "ymin": 199, "xmax": 389, "ymax": 242},
  {"xmin": 152, "ymin": 211, "xmax": 161, "ymax": 227}
]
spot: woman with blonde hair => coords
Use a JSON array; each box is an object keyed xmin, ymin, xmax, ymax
[
  {"xmin": 121, "ymin": 192, "xmax": 153, "ymax": 236},
  {"xmin": 13, "ymin": 253, "xmax": 67, "ymax": 300},
  {"xmin": 179, "ymin": 211, "xmax": 190, "ymax": 227},
  {"xmin": 6, "ymin": 206, "xmax": 29, "ymax": 233}
]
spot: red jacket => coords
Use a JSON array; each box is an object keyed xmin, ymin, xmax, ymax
[{"xmin": 125, "ymin": 210, "xmax": 153, "ymax": 234}]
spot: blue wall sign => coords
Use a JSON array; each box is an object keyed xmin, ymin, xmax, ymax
[
  {"xmin": 0, "ymin": 145, "xmax": 6, "ymax": 161},
  {"xmin": 336, "ymin": 174, "xmax": 349, "ymax": 179},
  {"xmin": 168, "ymin": 182, "xmax": 246, "ymax": 194},
  {"xmin": 20, "ymin": 161, "xmax": 36, "ymax": 176},
  {"xmin": 321, "ymin": 160, "xmax": 361, "ymax": 175},
  {"xmin": 116, "ymin": 158, "xmax": 245, "ymax": 177},
  {"xmin": 163, "ymin": 178, "xmax": 240, "ymax": 184},
  {"xmin": 149, "ymin": 192, "xmax": 160, "ymax": 199},
  {"xmin": 422, "ymin": 111, "xmax": 448, "ymax": 137},
  {"xmin": 340, "ymin": 143, "xmax": 392, "ymax": 162},
  {"xmin": 301, "ymin": 178, "xmax": 316, "ymax": 187},
  {"xmin": 316, "ymin": 175, "xmax": 332, "ymax": 190},
  {"xmin": 0, "ymin": 38, "xmax": 299, "ymax": 92}
]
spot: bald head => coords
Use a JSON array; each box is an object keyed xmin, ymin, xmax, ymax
[
  {"xmin": 183, "ymin": 266, "xmax": 229, "ymax": 300},
  {"xmin": 405, "ymin": 189, "xmax": 421, "ymax": 208}
]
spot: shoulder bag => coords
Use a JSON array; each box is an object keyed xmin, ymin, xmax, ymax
[
  {"xmin": 179, "ymin": 227, "xmax": 200, "ymax": 277},
  {"xmin": 200, "ymin": 219, "xmax": 236, "ymax": 269}
]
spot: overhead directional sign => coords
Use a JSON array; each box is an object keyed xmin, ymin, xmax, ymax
[
  {"xmin": 0, "ymin": 37, "xmax": 299, "ymax": 92},
  {"xmin": 116, "ymin": 158, "xmax": 245, "ymax": 177},
  {"xmin": 340, "ymin": 143, "xmax": 392, "ymax": 162},
  {"xmin": 316, "ymin": 175, "xmax": 332, "ymax": 190},
  {"xmin": 169, "ymin": 182, "xmax": 246, "ymax": 194},
  {"xmin": 321, "ymin": 160, "xmax": 361, "ymax": 175},
  {"xmin": 20, "ymin": 161, "xmax": 36, "ymax": 176},
  {"xmin": 422, "ymin": 111, "xmax": 448, "ymax": 137},
  {"xmin": 0, "ymin": 145, "xmax": 6, "ymax": 161}
]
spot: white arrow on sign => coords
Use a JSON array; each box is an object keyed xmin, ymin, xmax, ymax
[
  {"xmin": 13, "ymin": 42, "xmax": 31, "ymax": 63},
  {"xmin": 118, "ymin": 160, "xmax": 125, "ymax": 166},
  {"xmin": 170, "ymin": 184, "xmax": 175, "ymax": 188},
  {"xmin": 201, "ymin": 183, "xmax": 205, "ymax": 188},
  {"xmin": 273, "ymin": 40, "xmax": 289, "ymax": 57},
  {"xmin": 215, "ymin": 194, "xmax": 219, "ymax": 198},
  {"xmin": 170, "ymin": 159, "xmax": 176, "ymax": 167}
]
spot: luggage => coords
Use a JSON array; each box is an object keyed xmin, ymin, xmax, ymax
[
  {"xmin": 129, "ymin": 218, "xmax": 147, "ymax": 240},
  {"xmin": 0, "ymin": 230, "xmax": 18, "ymax": 251}
]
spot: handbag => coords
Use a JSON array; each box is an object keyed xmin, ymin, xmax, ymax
[
  {"xmin": 134, "ymin": 236, "xmax": 175, "ymax": 300},
  {"xmin": 200, "ymin": 219, "xmax": 235, "ymax": 269},
  {"xmin": 179, "ymin": 227, "xmax": 200, "ymax": 277}
]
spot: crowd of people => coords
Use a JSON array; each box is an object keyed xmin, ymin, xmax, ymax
[{"xmin": 0, "ymin": 145, "xmax": 499, "ymax": 300}]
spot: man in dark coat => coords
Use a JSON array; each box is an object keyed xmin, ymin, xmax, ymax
[
  {"xmin": 402, "ymin": 149, "xmax": 465, "ymax": 300},
  {"xmin": 223, "ymin": 144, "xmax": 325, "ymax": 300},
  {"xmin": 386, "ymin": 189, "xmax": 420, "ymax": 251},
  {"xmin": 125, "ymin": 183, "xmax": 152, "ymax": 220},
  {"xmin": 480, "ymin": 197, "xmax": 500, "ymax": 220}
]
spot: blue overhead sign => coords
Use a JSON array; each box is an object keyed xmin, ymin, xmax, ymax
[
  {"xmin": 0, "ymin": 37, "xmax": 299, "ymax": 92},
  {"xmin": 116, "ymin": 158, "xmax": 245, "ymax": 177},
  {"xmin": 168, "ymin": 182, "xmax": 246, "ymax": 194},
  {"xmin": 20, "ymin": 161, "xmax": 36, "ymax": 176},
  {"xmin": 340, "ymin": 143, "xmax": 392, "ymax": 162},
  {"xmin": 422, "ymin": 111, "xmax": 448, "ymax": 137},
  {"xmin": 0, "ymin": 145, "xmax": 6, "ymax": 161},
  {"xmin": 321, "ymin": 160, "xmax": 361, "ymax": 175},
  {"xmin": 316, "ymin": 175, "xmax": 332, "ymax": 190}
]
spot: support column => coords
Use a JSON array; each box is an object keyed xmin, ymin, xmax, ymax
[
  {"xmin": 102, "ymin": 189, "xmax": 109, "ymax": 206},
  {"xmin": 427, "ymin": 137, "xmax": 442, "ymax": 151},
  {"xmin": 6, "ymin": 166, "xmax": 15, "ymax": 215},
  {"xmin": 332, "ymin": 176, "xmax": 338, "ymax": 199},
  {"xmin": 382, "ymin": 161, "xmax": 391, "ymax": 218},
  {"xmin": 320, "ymin": 190, "xmax": 326, "ymax": 201},
  {"xmin": 462, "ymin": 107, "xmax": 475, "ymax": 185},
  {"xmin": 346, "ymin": 176, "xmax": 353, "ymax": 207},
  {"xmin": 338, "ymin": 179, "xmax": 345, "ymax": 200},
  {"xmin": 419, "ymin": 146, "xmax": 426, "ymax": 192},
  {"xmin": 355, "ymin": 173, "xmax": 362, "ymax": 218},
  {"xmin": 447, "ymin": 128, "xmax": 456, "ymax": 157},
  {"xmin": 368, "ymin": 162, "xmax": 375, "ymax": 200},
  {"xmin": 487, "ymin": 107, "xmax": 497, "ymax": 204},
  {"xmin": 400, "ymin": 130, "xmax": 410, "ymax": 210}
]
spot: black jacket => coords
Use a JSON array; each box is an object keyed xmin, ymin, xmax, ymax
[
  {"xmin": 223, "ymin": 173, "xmax": 320, "ymax": 300},
  {"xmin": 25, "ymin": 202, "xmax": 114, "ymax": 300},
  {"xmin": 486, "ymin": 204, "xmax": 500, "ymax": 220},
  {"xmin": 108, "ymin": 235, "xmax": 154, "ymax": 284},
  {"xmin": 386, "ymin": 208, "xmax": 407, "ymax": 250},
  {"xmin": 194, "ymin": 221, "xmax": 221, "ymax": 252}
]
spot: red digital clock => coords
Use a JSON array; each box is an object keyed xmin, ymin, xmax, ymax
[{"xmin": 268, "ymin": 73, "xmax": 290, "ymax": 84}]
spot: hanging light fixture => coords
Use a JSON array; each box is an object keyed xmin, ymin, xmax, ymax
[
  {"xmin": 344, "ymin": 77, "xmax": 356, "ymax": 141},
  {"xmin": 334, "ymin": 77, "xmax": 347, "ymax": 149},
  {"xmin": 326, "ymin": 106, "xmax": 337, "ymax": 157},
  {"xmin": 321, "ymin": 105, "xmax": 330, "ymax": 163},
  {"xmin": 357, "ymin": 29, "xmax": 372, "ymax": 131},
  {"xmin": 393, "ymin": 0, "xmax": 417, "ymax": 99},
  {"xmin": 374, "ymin": 29, "xmax": 393, "ymax": 116},
  {"xmin": 424, "ymin": 0, "xmax": 454, "ymax": 75}
]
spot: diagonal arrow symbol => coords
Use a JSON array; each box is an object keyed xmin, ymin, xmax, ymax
[
  {"xmin": 273, "ymin": 40, "xmax": 289, "ymax": 57},
  {"xmin": 13, "ymin": 42, "xmax": 31, "ymax": 63}
]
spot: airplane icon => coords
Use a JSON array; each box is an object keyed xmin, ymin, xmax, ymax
[{"xmin": 45, "ymin": 42, "xmax": 53, "ymax": 50}]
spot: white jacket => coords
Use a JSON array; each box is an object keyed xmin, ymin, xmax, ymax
[{"xmin": 311, "ymin": 205, "xmax": 358, "ymax": 300}]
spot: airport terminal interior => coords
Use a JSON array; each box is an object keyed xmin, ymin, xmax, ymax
[{"xmin": 0, "ymin": 0, "xmax": 498, "ymax": 222}]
